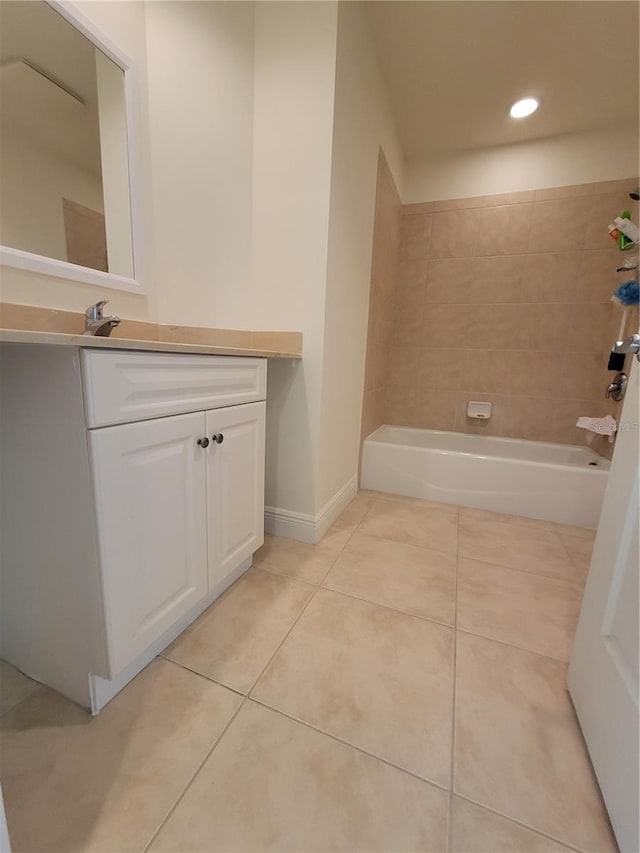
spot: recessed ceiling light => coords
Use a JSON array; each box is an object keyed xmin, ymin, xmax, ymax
[{"xmin": 509, "ymin": 97, "xmax": 539, "ymax": 119}]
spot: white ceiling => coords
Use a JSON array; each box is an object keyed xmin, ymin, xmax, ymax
[
  {"xmin": 0, "ymin": 0, "xmax": 104, "ymax": 175},
  {"xmin": 368, "ymin": 1, "xmax": 640, "ymax": 159}
]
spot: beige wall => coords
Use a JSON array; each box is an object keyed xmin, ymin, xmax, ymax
[
  {"xmin": 316, "ymin": 0, "xmax": 403, "ymax": 510},
  {"xmin": 386, "ymin": 177, "xmax": 639, "ymax": 457},
  {"xmin": 360, "ymin": 151, "xmax": 401, "ymax": 444},
  {"xmin": 146, "ymin": 0, "xmax": 254, "ymax": 328},
  {"xmin": 404, "ymin": 124, "xmax": 639, "ymax": 204},
  {"xmin": 251, "ymin": 1, "xmax": 339, "ymax": 519}
]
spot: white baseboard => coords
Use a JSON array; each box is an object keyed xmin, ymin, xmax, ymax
[{"xmin": 264, "ymin": 474, "xmax": 357, "ymax": 544}]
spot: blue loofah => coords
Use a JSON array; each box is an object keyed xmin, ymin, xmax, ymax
[{"xmin": 612, "ymin": 279, "xmax": 640, "ymax": 306}]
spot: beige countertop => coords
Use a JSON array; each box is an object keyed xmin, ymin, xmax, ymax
[
  {"xmin": 0, "ymin": 328, "xmax": 302, "ymax": 358},
  {"xmin": 0, "ymin": 303, "xmax": 303, "ymax": 359}
]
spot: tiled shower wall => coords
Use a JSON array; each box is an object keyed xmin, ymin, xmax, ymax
[
  {"xmin": 360, "ymin": 151, "xmax": 401, "ymax": 442},
  {"xmin": 382, "ymin": 177, "xmax": 639, "ymax": 455}
]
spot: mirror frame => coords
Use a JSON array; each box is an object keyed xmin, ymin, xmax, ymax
[{"xmin": 0, "ymin": 0, "xmax": 145, "ymax": 294}]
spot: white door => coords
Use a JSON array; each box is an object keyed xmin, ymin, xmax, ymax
[
  {"xmin": 206, "ymin": 402, "xmax": 266, "ymax": 591},
  {"xmin": 568, "ymin": 356, "xmax": 639, "ymax": 853},
  {"xmin": 89, "ymin": 412, "xmax": 208, "ymax": 675}
]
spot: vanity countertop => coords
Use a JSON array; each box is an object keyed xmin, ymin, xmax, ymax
[
  {"xmin": 0, "ymin": 327, "xmax": 302, "ymax": 358},
  {"xmin": 0, "ymin": 304, "xmax": 302, "ymax": 358}
]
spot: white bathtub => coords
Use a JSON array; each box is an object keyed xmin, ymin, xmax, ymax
[{"xmin": 361, "ymin": 425, "xmax": 610, "ymax": 528}]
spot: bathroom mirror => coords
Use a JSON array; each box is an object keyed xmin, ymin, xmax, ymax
[{"xmin": 0, "ymin": 0, "xmax": 142, "ymax": 292}]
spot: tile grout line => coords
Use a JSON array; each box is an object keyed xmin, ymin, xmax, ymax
[
  {"xmin": 318, "ymin": 582, "xmax": 455, "ymax": 631},
  {"xmin": 158, "ymin": 656, "xmax": 247, "ymax": 698},
  {"xmin": 141, "ymin": 693, "xmax": 248, "ymax": 853},
  {"xmin": 446, "ymin": 508, "xmax": 461, "ymax": 852},
  {"xmin": 245, "ymin": 562, "xmax": 319, "ymax": 589},
  {"xmin": 456, "ymin": 549, "xmax": 588, "ymax": 589},
  {"xmin": 454, "ymin": 627, "xmax": 572, "ymax": 666},
  {"xmin": 244, "ymin": 520, "xmax": 359, "ymax": 699},
  {"xmin": 247, "ymin": 694, "xmax": 451, "ymax": 797},
  {"xmin": 453, "ymin": 793, "xmax": 589, "ymax": 853},
  {"xmin": 142, "ymin": 519, "xmax": 363, "ymax": 852}
]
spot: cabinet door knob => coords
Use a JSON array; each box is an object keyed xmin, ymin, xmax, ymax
[
  {"xmin": 197, "ymin": 437, "xmax": 210, "ymax": 448},
  {"xmin": 212, "ymin": 433, "xmax": 224, "ymax": 444}
]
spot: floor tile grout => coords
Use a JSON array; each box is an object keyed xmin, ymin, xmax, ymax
[
  {"xmin": 158, "ymin": 655, "xmax": 248, "ymax": 698},
  {"xmin": 457, "ymin": 551, "xmax": 587, "ymax": 588},
  {"xmin": 318, "ymin": 581, "xmax": 456, "ymax": 631},
  {"xmin": 455, "ymin": 626, "xmax": 572, "ymax": 665},
  {"xmin": 141, "ymin": 694, "xmax": 248, "ymax": 853},
  {"xmin": 446, "ymin": 515, "xmax": 461, "ymax": 852},
  {"xmin": 247, "ymin": 694, "xmax": 451, "ymax": 796},
  {"xmin": 452, "ymin": 793, "xmax": 587, "ymax": 853},
  {"xmin": 248, "ymin": 562, "xmax": 320, "ymax": 588}
]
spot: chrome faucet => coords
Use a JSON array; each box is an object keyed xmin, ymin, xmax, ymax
[{"xmin": 83, "ymin": 300, "xmax": 121, "ymax": 336}]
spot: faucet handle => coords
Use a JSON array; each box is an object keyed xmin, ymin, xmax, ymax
[{"xmin": 85, "ymin": 300, "xmax": 108, "ymax": 321}]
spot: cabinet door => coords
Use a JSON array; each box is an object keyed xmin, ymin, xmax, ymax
[
  {"xmin": 89, "ymin": 412, "xmax": 208, "ymax": 675},
  {"xmin": 206, "ymin": 401, "xmax": 266, "ymax": 591}
]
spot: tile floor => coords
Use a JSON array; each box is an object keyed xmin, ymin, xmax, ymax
[{"xmin": 0, "ymin": 491, "xmax": 616, "ymax": 853}]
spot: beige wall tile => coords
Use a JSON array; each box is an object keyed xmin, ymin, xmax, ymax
[
  {"xmin": 592, "ymin": 177, "xmax": 639, "ymax": 196},
  {"xmin": 427, "ymin": 256, "xmax": 522, "ymax": 304},
  {"xmin": 520, "ymin": 252, "xmax": 581, "ymax": 303},
  {"xmin": 397, "ymin": 257, "xmax": 429, "ymax": 289},
  {"xmin": 422, "ymin": 303, "xmax": 473, "ymax": 347},
  {"xmin": 433, "ymin": 196, "xmax": 483, "ymax": 212},
  {"xmin": 363, "ymin": 339, "xmax": 388, "ymax": 391},
  {"xmin": 577, "ymin": 249, "xmax": 629, "ymax": 303},
  {"xmin": 458, "ymin": 350, "xmax": 512, "ymax": 394},
  {"xmin": 403, "ymin": 201, "xmax": 435, "ymax": 215},
  {"xmin": 390, "ymin": 276, "xmax": 426, "ymax": 346},
  {"xmin": 477, "ymin": 204, "xmax": 533, "ymax": 256},
  {"xmin": 421, "ymin": 347, "xmax": 465, "ymax": 390},
  {"xmin": 361, "ymin": 388, "xmax": 385, "ymax": 440},
  {"xmin": 533, "ymin": 183, "xmax": 594, "ymax": 201},
  {"xmin": 482, "ymin": 189, "xmax": 535, "ymax": 207},
  {"xmin": 380, "ymin": 178, "xmax": 627, "ymax": 447},
  {"xmin": 429, "ymin": 208, "xmax": 481, "ymax": 259},
  {"xmin": 425, "ymin": 258, "xmax": 475, "ymax": 303},
  {"xmin": 415, "ymin": 389, "xmax": 458, "ymax": 431},
  {"xmin": 564, "ymin": 303, "xmax": 617, "ymax": 353},
  {"xmin": 508, "ymin": 351, "xmax": 562, "ymax": 397},
  {"xmin": 560, "ymin": 352, "xmax": 610, "ymax": 401},
  {"xmin": 498, "ymin": 396, "xmax": 557, "ymax": 442},
  {"xmin": 527, "ymin": 197, "xmax": 591, "ymax": 254},
  {"xmin": 399, "ymin": 212, "xmax": 432, "ymax": 260}
]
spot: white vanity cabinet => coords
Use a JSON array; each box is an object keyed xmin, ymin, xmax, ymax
[
  {"xmin": 89, "ymin": 412, "xmax": 210, "ymax": 677},
  {"xmin": 0, "ymin": 344, "xmax": 266, "ymax": 713}
]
